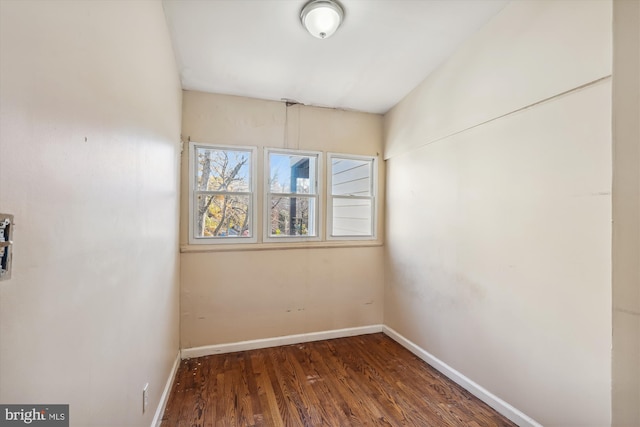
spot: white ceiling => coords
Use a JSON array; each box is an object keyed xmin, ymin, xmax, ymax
[{"xmin": 162, "ymin": 0, "xmax": 509, "ymax": 114}]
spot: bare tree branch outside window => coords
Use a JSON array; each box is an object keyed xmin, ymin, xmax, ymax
[{"xmin": 195, "ymin": 147, "xmax": 252, "ymax": 238}]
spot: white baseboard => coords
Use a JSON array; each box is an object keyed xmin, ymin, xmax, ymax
[
  {"xmin": 178, "ymin": 325, "xmax": 537, "ymax": 427},
  {"xmin": 151, "ymin": 351, "xmax": 181, "ymax": 427},
  {"xmin": 382, "ymin": 326, "xmax": 542, "ymax": 427},
  {"xmin": 181, "ymin": 324, "xmax": 383, "ymax": 359}
]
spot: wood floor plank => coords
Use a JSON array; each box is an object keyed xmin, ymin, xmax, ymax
[
  {"xmin": 283, "ymin": 345, "xmax": 332, "ymax": 425},
  {"xmin": 330, "ymin": 338, "xmax": 413, "ymax": 424},
  {"xmin": 346, "ymin": 335, "xmax": 464, "ymax": 425},
  {"xmin": 161, "ymin": 334, "xmax": 518, "ymax": 427},
  {"xmin": 292, "ymin": 343, "xmax": 361, "ymax": 424},
  {"xmin": 324, "ymin": 339, "xmax": 396, "ymax": 425},
  {"xmin": 251, "ymin": 350, "xmax": 284, "ymax": 427},
  {"xmin": 263, "ymin": 347, "xmax": 307, "ymax": 427}
]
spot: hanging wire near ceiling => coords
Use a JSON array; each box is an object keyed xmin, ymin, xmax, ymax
[
  {"xmin": 283, "ymin": 101, "xmax": 288, "ymax": 150},
  {"xmin": 281, "ymin": 98, "xmax": 303, "ymax": 150}
]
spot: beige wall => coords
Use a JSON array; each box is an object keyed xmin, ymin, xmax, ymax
[
  {"xmin": 180, "ymin": 92, "xmax": 384, "ymax": 348},
  {"xmin": 0, "ymin": 1, "xmax": 182, "ymax": 426},
  {"xmin": 383, "ymin": 1, "xmax": 612, "ymax": 426},
  {"xmin": 612, "ymin": 0, "xmax": 640, "ymax": 425},
  {"xmin": 384, "ymin": 0, "xmax": 611, "ymax": 161}
]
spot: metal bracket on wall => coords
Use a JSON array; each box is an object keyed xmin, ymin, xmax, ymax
[{"xmin": 0, "ymin": 213, "xmax": 14, "ymax": 281}]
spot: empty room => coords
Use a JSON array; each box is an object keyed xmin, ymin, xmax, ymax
[{"xmin": 0, "ymin": 0, "xmax": 638, "ymax": 426}]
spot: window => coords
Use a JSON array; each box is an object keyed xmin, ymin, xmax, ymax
[
  {"xmin": 265, "ymin": 149, "xmax": 321, "ymax": 240},
  {"xmin": 327, "ymin": 154, "xmax": 377, "ymax": 239},
  {"xmin": 187, "ymin": 145, "xmax": 377, "ymax": 246},
  {"xmin": 189, "ymin": 143, "xmax": 257, "ymax": 244}
]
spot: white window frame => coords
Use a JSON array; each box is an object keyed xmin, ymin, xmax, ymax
[
  {"xmin": 188, "ymin": 142, "xmax": 258, "ymax": 245},
  {"xmin": 264, "ymin": 148, "xmax": 322, "ymax": 242},
  {"xmin": 327, "ymin": 153, "xmax": 377, "ymax": 240}
]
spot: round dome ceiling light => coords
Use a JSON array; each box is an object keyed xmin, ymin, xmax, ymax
[{"xmin": 300, "ymin": 0, "xmax": 345, "ymax": 39}]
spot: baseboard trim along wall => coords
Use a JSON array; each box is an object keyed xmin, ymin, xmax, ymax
[
  {"xmin": 151, "ymin": 352, "xmax": 181, "ymax": 427},
  {"xmin": 179, "ymin": 325, "xmax": 538, "ymax": 426},
  {"xmin": 180, "ymin": 325, "xmax": 384, "ymax": 359},
  {"xmin": 382, "ymin": 325, "xmax": 542, "ymax": 427}
]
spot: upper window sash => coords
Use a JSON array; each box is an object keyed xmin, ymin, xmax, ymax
[
  {"xmin": 188, "ymin": 142, "xmax": 257, "ymax": 244},
  {"xmin": 264, "ymin": 148, "xmax": 322, "ymax": 241},
  {"xmin": 327, "ymin": 153, "xmax": 377, "ymax": 240}
]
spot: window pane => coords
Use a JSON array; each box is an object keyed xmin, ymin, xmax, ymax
[
  {"xmin": 269, "ymin": 153, "xmax": 316, "ymax": 194},
  {"xmin": 195, "ymin": 194, "xmax": 251, "ymax": 238},
  {"xmin": 268, "ymin": 196, "xmax": 316, "ymax": 236},
  {"xmin": 332, "ymin": 197, "xmax": 372, "ymax": 236},
  {"xmin": 331, "ymin": 158, "xmax": 371, "ymax": 196},
  {"xmin": 196, "ymin": 147, "xmax": 251, "ymax": 192}
]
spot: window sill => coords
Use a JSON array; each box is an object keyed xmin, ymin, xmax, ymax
[{"xmin": 180, "ymin": 240, "xmax": 383, "ymax": 253}]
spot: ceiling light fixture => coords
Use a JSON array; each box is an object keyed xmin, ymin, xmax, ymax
[{"xmin": 300, "ymin": 0, "xmax": 345, "ymax": 39}]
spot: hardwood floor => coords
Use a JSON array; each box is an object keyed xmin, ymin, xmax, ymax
[{"xmin": 161, "ymin": 333, "xmax": 517, "ymax": 426}]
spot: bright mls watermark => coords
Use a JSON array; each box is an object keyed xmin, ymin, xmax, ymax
[{"xmin": 0, "ymin": 405, "xmax": 68, "ymax": 427}]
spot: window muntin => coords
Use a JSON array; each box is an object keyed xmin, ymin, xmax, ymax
[
  {"xmin": 190, "ymin": 143, "xmax": 256, "ymax": 243},
  {"xmin": 188, "ymin": 146, "xmax": 377, "ymax": 246},
  {"xmin": 328, "ymin": 154, "xmax": 376, "ymax": 239},
  {"xmin": 266, "ymin": 149, "xmax": 320, "ymax": 239}
]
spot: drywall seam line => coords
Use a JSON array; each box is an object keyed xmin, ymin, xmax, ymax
[{"xmin": 388, "ymin": 75, "xmax": 612, "ymax": 159}]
